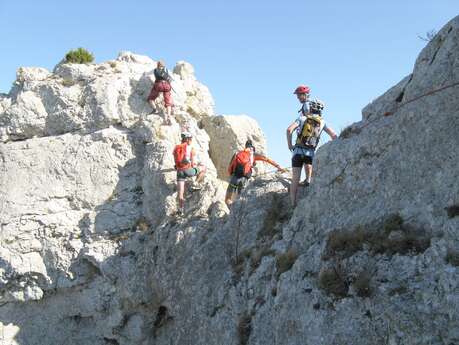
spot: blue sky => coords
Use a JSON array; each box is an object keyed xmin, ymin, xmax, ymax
[{"xmin": 0, "ymin": 1, "xmax": 457, "ymax": 167}]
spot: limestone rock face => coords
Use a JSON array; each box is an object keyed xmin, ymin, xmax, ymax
[
  {"xmin": 173, "ymin": 60, "xmax": 215, "ymax": 118},
  {"xmin": 363, "ymin": 17, "xmax": 459, "ymax": 123},
  {"xmin": 0, "ymin": 51, "xmax": 257, "ymax": 344},
  {"xmin": 0, "ymin": 127, "xmax": 140, "ymax": 302},
  {"xmin": 140, "ymin": 115, "xmax": 225, "ymax": 225},
  {"xmin": 1, "ymin": 15, "xmax": 459, "ymax": 345}
]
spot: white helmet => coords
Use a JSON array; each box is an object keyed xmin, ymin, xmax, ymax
[
  {"xmin": 309, "ymin": 99, "xmax": 325, "ymax": 113},
  {"xmin": 181, "ymin": 132, "xmax": 192, "ymax": 140}
]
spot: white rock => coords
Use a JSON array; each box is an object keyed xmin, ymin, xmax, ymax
[
  {"xmin": 53, "ymin": 63, "xmax": 95, "ymax": 83},
  {"xmin": 16, "ymin": 67, "xmax": 51, "ymax": 83},
  {"xmin": 1, "ymin": 90, "xmax": 48, "ymax": 140},
  {"xmin": 117, "ymin": 51, "xmax": 155, "ymax": 65},
  {"xmin": 202, "ymin": 114, "xmax": 268, "ymax": 179},
  {"xmin": 173, "ymin": 61, "xmax": 196, "ymax": 80}
]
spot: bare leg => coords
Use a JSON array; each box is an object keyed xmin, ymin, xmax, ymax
[
  {"xmin": 305, "ymin": 164, "xmax": 312, "ymax": 184},
  {"xmin": 290, "ymin": 167, "xmax": 302, "ymax": 207},
  {"xmin": 302, "ymin": 164, "xmax": 308, "ymax": 182},
  {"xmin": 177, "ymin": 180, "xmax": 185, "ymax": 211},
  {"xmin": 165, "ymin": 106, "xmax": 173, "ymax": 124},
  {"xmin": 196, "ymin": 165, "xmax": 206, "ymax": 183},
  {"xmin": 148, "ymin": 100, "xmax": 157, "ymax": 113},
  {"xmin": 225, "ymin": 188, "xmax": 236, "ymax": 208}
]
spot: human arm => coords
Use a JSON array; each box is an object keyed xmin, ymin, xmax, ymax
[
  {"xmin": 286, "ymin": 121, "xmax": 299, "ymax": 151},
  {"xmin": 324, "ymin": 125, "xmax": 337, "ymax": 140},
  {"xmin": 166, "ymin": 68, "xmax": 173, "ymax": 83},
  {"xmin": 227, "ymin": 153, "xmax": 236, "ymax": 176},
  {"xmin": 190, "ymin": 148, "xmax": 197, "ymax": 167},
  {"xmin": 172, "ymin": 146, "xmax": 177, "ymax": 169},
  {"xmin": 254, "ymin": 154, "xmax": 285, "ymax": 171}
]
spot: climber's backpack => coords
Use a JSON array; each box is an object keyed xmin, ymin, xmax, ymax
[
  {"xmin": 174, "ymin": 143, "xmax": 190, "ymax": 170},
  {"xmin": 232, "ymin": 150, "xmax": 253, "ymax": 178},
  {"xmin": 154, "ymin": 67, "xmax": 171, "ymax": 82},
  {"xmin": 296, "ymin": 114, "xmax": 324, "ymax": 149}
]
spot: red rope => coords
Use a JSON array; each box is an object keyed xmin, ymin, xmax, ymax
[{"xmin": 384, "ymin": 80, "xmax": 459, "ymax": 117}]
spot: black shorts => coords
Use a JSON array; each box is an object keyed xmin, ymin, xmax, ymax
[
  {"xmin": 292, "ymin": 154, "xmax": 313, "ymax": 168},
  {"xmin": 177, "ymin": 167, "xmax": 200, "ymax": 181},
  {"xmin": 227, "ymin": 175, "xmax": 248, "ymax": 194}
]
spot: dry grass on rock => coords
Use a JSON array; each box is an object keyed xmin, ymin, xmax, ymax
[
  {"xmin": 323, "ymin": 214, "xmax": 431, "ymax": 260},
  {"xmin": 318, "ymin": 265, "xmax": 349, "ymax": 298},
  {"xmin": 237, "ymin": 312, "xmax": 252, "ymax": 345},
  {"xmin": 446, "ymin": 248, "xmax": 459, "ymax": 266},
  {"xmin": 275, "ymin": 249, "xmax": 298, "ymax": 278}
]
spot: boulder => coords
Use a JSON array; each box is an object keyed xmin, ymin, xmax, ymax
[{"xmin": 202, "ymin": 114, "xmax": 268, "ymax": 179}]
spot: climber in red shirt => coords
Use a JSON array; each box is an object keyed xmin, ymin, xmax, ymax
[{"xmin": 173, "ymin": 132, "xmax": 206, "ymax": 215}]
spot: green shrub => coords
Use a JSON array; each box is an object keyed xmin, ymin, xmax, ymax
[
  {"xmin": 135, "ymin": 217, "xmax": 150, "ymax": 232},
  {"xmin": 382, "ymin": 214, "xmax": 403, "ymax": 233},
  {"xmin": 258, "ymin": 193, "xmax": 289, "ymax": 241},
  {"xmin": 339, "ymin": 124, "xmax": 362, "ymax": 139},
  {"xmin": 237, "ymin": 313, "xmax": 252, "ymax": 345},
  {"xmin": 318, "ymin": 265, "xmax": 349, "ymax": 297},
  {"xmin": 353, "ymin": 269, "xmax": 373, "ymax": 298},
  {"xmin": 446, "ymin": 204, "xmax": 459, "ymax": 218},
  {"xmin": 323, "ymin": 226, "xmax": 366, "ymax": 260},
  {"xmin": 275, "ymin": 249, "xmax": 298, "ymax": 278},
  {"xmin": 231, "ymin": 250, "xmax": 251, "ymax": 281},
  {"xmin": 388, "ymin": 285, "xmax": 408, "ymax": 296},
  {"xmin": 65, "ymin": 47, "xmax": 94, "ymax": 64},
  {"xmin": 250, "ymin": 246, "xmax": 275, "ymax": 274},
  {"xmin": 323, "ymin": 214, "xmax": 430, "ymax": 260},
  {"xmin": 446, "ymin": 248, "xmax": 459, "ymax": 266}
]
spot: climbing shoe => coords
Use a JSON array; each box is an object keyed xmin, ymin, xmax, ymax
[
  {"xmin": 299, "ymin": 180, "xmax": 310, "ymax": 187},
  {"xmin": 149, "ymin": 106, "xmax": 158, "ymax": 115},
  {"xmin": 189, "ymin": 183, "xmax": 202, "ymax": 192}
]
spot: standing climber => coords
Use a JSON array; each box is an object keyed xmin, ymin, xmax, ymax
[
  {"xmin": 286, "ymin": 97, "xmax": 337, "ymax": 207},
  {"xmin": 147, "ymin": 60, "xmax": 174, "ymax": 125},
  {"xmin": 173, "ymin": 132, "xmax": 206, "ymax": 215},
  {"xmin": 225, "ymin": 139, "xmax": 284, "ymax": 208}
]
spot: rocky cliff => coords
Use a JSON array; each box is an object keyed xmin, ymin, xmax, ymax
[{"xmin": 1, "ymin": 16, "xmax": 459, "ymax": 345}]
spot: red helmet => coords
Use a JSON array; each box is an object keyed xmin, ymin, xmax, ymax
[{"xmin": 293, "ymin": 85, "xmax": 310, "ymax": 95}]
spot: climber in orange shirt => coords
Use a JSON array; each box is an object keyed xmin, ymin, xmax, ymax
[{"xmin": 225, "ymin": 139, "xmax": 285, "ymax": 207}]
